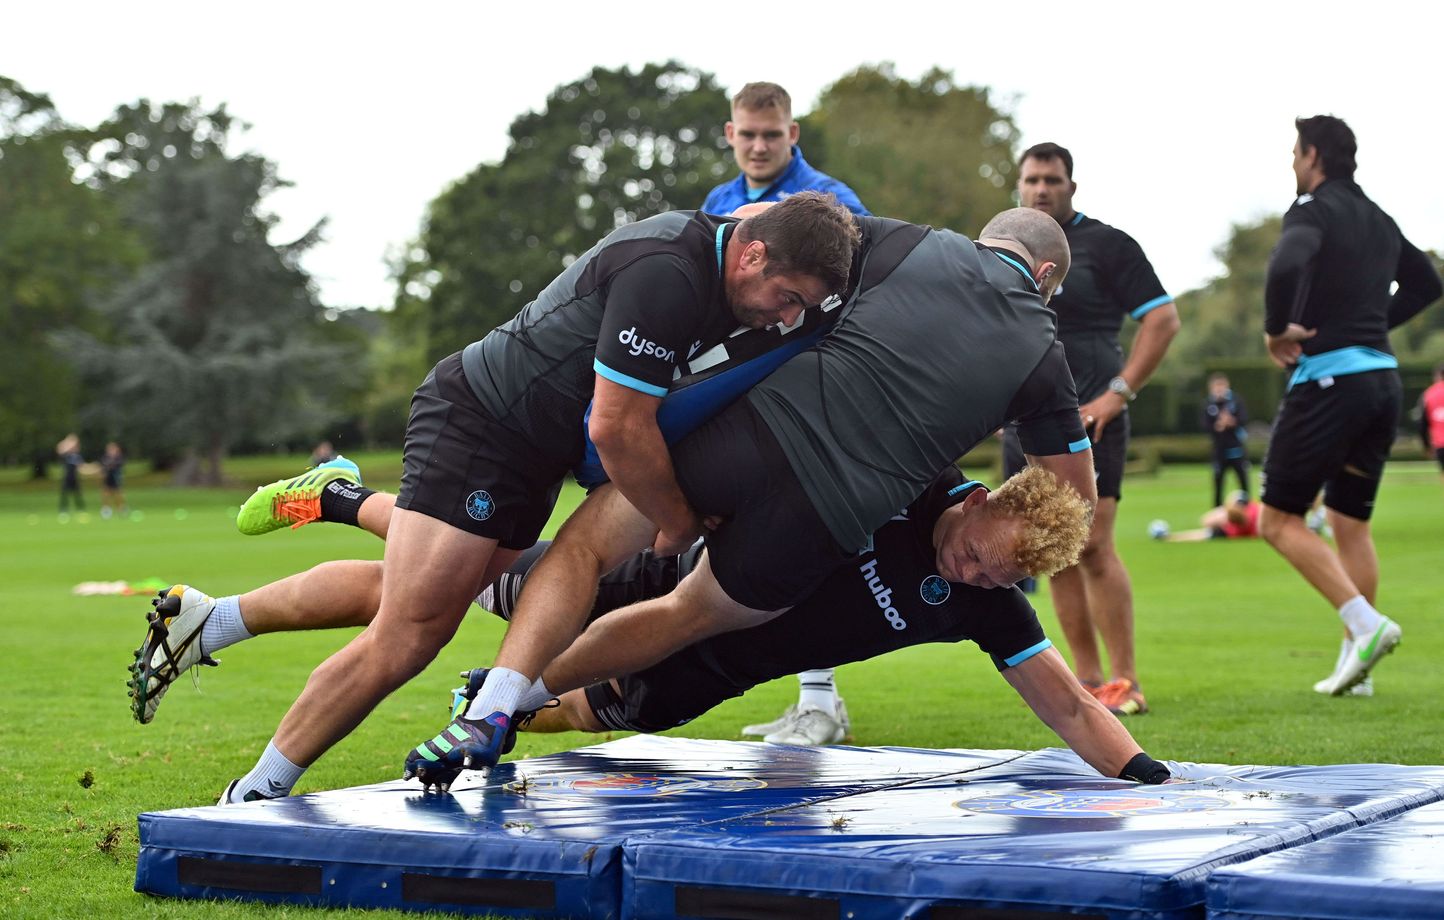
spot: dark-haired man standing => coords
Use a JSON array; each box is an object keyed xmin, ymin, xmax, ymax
[
  {"xmin": 1260, "ymin": 115, "xmax": 1441, "ymax": 697},
  {"xmin": 1006, "ymin": 142, "xmax": 1180, "ymax": 717}
]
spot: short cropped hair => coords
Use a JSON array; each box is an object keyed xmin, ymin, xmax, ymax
[
  {"xmin": 733, "ymin": 82, "xmax": 792, "ymax": 118},
  {"xmin": 1295, "ymin": 115, "xmax": 1357, "ymax": 181},
  {"xmin": 1208, "ymin": 371, "xmax": 1230, "ymax": 385},
  {"xmin": 1019, "ymin": 141, "xmax": 1074, "ymax": 179},
  {"xmin": 736, "ymin": 191, "xmax": 860, "ymax": 294},
  {"xmin": 988, "ymin": 466, "xmax": 1090, "ymax": 577}
]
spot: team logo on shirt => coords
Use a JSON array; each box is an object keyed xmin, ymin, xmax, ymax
[
  {"xmin": 955, "ymin": 786, "xmax": 1231, "ymax": 818},
  {"xmin": 502, "ymin": 772, "xmax": 768, "ymax": 797},
  {"xmin": 919, "ymin": 575, "xmax": 951, "ymax": 605},
  {"xmin": 617, "ymin": 326, "xmax": 676, "ymax": 363},
  {"xmin": 465, "ymin": 490, "xmax": 495, "ymax": 521}
]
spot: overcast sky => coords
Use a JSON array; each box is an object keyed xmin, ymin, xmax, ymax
[{"xmin": 9, "ymin": 1, "xmax": 1440, "ymax": 310}]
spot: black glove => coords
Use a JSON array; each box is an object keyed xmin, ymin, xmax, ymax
[{"xmin": 1119, "ymin": 752, "xmax": 1171, "ymax": 784}]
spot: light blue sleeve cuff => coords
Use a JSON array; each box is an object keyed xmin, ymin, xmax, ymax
[
  {"xmin": 1130, "ymin": 294, "xmax": 1174, "ymax": 320},
  {"xmin": 1068, "ymin": 437, "xmax": 1091, "ymax": 454},
  {"xmin": 593, "ymin": 359, "xmax": 668, "ymax": 397},
  {"xmin": 1003, "ymin": 638, "xmax": 1053, "ymax": 668}
]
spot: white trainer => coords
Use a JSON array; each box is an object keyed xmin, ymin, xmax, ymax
[
  {"xmin": 128, "ymin": 585, "xmax": 220, "ymax": 724},
  {"xmin": 741, "ymin": 704, "xmax": 800, "ymax": 738},
  {"xmin": 764, "ymin": 703, "xmax": 847, "ymax": 746},
  {"xmin": 1314, "ymin": 673, "xmax": 1374, "ymax": 696},
  {"xmin": 1315, "ymin": 619, "xmax": 1401, "ymax": 696}
]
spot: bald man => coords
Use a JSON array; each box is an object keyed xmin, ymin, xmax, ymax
[{"xmin": 408, "ymin": 208, "xmax": 1100, "ymax": 787}]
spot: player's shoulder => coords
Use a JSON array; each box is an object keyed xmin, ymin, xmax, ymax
[{"xmin": 1070, "ymin": 213, "xmax": 1145, "ymax": 251}]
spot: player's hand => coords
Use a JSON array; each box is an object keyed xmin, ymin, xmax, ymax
[
  {"xmin": 1265, "ymin": 323, "xmax": 1317, "ymax": 368},
  {"xmin": 1079, "ymin": 393, "xmax": 1125, "ymax": 444}
]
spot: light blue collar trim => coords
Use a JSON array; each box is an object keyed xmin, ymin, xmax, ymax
[
  {"xmin": 989, "ymin": 251, "xmax": 1039, "ymax": 292},
  {"xmin": 715, "ymin": 224, "xmax": 727, "ymax": 276}
]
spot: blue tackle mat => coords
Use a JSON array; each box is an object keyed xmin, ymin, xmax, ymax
[
  {"xmin": 135, "ymin": 735, "xmax": 1018, "ymax": 918},
  {"xmin": 621, "ymin": 747, "xmax": 1444, "ymax": 920},
  {"xmin": 1207, "ymin": 797, "xmax": 1444, "ymax": 920}
]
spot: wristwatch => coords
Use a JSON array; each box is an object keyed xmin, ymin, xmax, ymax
[{"xmin": 1108, "ymin": 375, "xmax": 1137, "ymax": 401}]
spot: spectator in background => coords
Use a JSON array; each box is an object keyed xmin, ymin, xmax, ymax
[
  {"xmin": 1421, "ymin": 363, "xmax": 1444, "ymax": 486},
  {"xmin": 1203, "ymin": 372, "xmax": 1250, "ymax": 507},
  {"xmin": 701, "ymin": 82, "xmax": 867, "ymax": 217},
  {"xmin": 101, "ymin": 442, "xmax": 127, "ymax": 519},
  {"xmin": 702, "ymin": 82, "xmax": 869, "ymax": 747},
  {"xmin": 56, "ymin": 434, "xmax": 85, "ymax": 514}
]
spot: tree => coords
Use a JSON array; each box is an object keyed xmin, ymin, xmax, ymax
[
  {"xmin": 392, "ymin": 62, "xmax": 732, "ymax": 366},
  {"xmin": 800, "ymin": 64, "xmax": 1020, "ymax": 232},
  {"xmin": 0, "ymin": 76, "xmax": 140, "ymax": 467},
  {"xmin": 58, "ymin": 100, "xmax": 359, "ymax": 484}
]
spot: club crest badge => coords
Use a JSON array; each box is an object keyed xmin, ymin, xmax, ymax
[
  {"xmin": 465, "ymin": 490, "xmax": 495, "ymax": 521},
  {"xmin": 920, "ymin": 575, "xmax": 951, "ymax": 605}
]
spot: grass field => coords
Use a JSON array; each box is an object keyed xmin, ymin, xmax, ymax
[{"xmin": 1, "ymin": 454, "xmax": 1441, "ymax": 918}]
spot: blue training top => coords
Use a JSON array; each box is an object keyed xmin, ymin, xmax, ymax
[{"xmin": 701, "ymin": 146, "xmax": 869, "ymax": 216}]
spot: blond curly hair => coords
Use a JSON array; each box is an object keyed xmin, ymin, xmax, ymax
[{"xmin": 986, "ymin": 465, "xmax": 1090, "ymax": 577}]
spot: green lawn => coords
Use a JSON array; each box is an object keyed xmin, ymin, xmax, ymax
[{"xmin": 1, "ymin": 455, "xmax": 1441, "ymax": 917}]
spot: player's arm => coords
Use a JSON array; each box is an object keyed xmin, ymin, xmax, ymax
[
  {"xmin": 1112, "ymin": 302, "xmax": 1180, "ymax": 405},
  {"xmin": 1387, "ymin": 235, "xmax": 1443, "ymax": 328},
  {"xmin": 1010, "ymin": 342, "xmax": 1098, "ymax": 512},
  {"xmin": 1003, "ymin": 647, "xmax": 1167, "ymax": 781},
  {"xmin": 592, "ymin": 258, "xmax": 713, "ymax": 554},
  {"xmin": 590, "ymin": 380, "xmax": 702, "ymax": 554},
  {"xmin": 1263, "ymin": 214, "xmax": 1325, "ymax": 367}
]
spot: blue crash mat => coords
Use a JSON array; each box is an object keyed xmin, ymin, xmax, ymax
[
  {"xmin": 622, "ymin": 747, "xmax": 1444, "ymax": 920},
  {"xmin": 135, "ymin": 735, "xmax": 1018, "ymax": 918},
  {"xmin": 1207, "ymin": 797, "xmax": 1444, "ymax": 920}
]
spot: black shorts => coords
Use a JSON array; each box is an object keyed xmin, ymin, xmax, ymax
[
  {"xmin": 396, "ymin": 352, "xmax": 569, "ymax": 549},
  {"xmin": 1435, "ymin": 447, "xmax": 1444, "ymax": 472},
  {"xmin": 1004, "ymin": 411, "xmax": 1127, "ymax": 501},
  {"xmin": 672, "ymin": 400, "xmax": 855, "ymax": 611},
  {"xmin": 1262, "ymin": 370, "xmax": 1401, "ymax": 519},
  {"xmin": 584, "ymin": 664, "xmax": 738, "ymax": 734}
]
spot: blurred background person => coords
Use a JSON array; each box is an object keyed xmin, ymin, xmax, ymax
[
  {"xmin": 56, "ymin": 434, "xmax": 85, "ymax": 514},
  {"xmin": 100, "ymin": 441, "xmax": 127, "ymax": 519},
  {"xmin": 1420, "ymin": 363, "xmax": 1444, "ymax": 487},
  {"xmin": 1203, "ymin": 372, "xmax": 1249, "ymax": 507}
]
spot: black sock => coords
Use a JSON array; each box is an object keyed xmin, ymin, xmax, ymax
[{"xmin": 318, "ymin": 480, "xmax": 374, "ymax": 527}]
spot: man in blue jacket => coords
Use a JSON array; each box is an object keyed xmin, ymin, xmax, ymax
[
  {"xmin": 702, "ymin": 82, "xmax": 867, "ymax": 217},
  {"xmin": 703, "ymin": 81, "xmax": 867, "ymax": 747}
]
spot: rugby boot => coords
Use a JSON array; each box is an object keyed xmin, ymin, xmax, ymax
[
  {"xmin": 127, "ymin": 585, "xmax": 219, "ymax": 724},
  {"xmin": 235, "ymin": 456, "xmax": 362, "ymax": 535}
]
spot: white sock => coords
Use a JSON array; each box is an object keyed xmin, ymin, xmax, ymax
[
  {"xmin": 517, "ymin": 677, "xmax": 556, "ymax": 713},
  {"xmin": 230, "ymin": 740, "xmax": 305, "ymax": 800},
  {"xmin": 1338, "ymin": 595, "xmax": 1384, "ymax": 640},
  {"xmin": 797, "ymin": 669, "xmax": 838, "ymax": 713},
  {"xmin": 200, "ymin": 595, "xmax": 252, "ymax": 655},
  {"xmin": 465, "ymin": 667, "xmax": 530, "ymax": 720}
]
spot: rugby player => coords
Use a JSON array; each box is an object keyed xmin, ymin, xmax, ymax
[
  {"xmin": 1258, "ymin": 115, "xmax": 1441, "ymax": 696},
  {"xmin": 1004, "ymin": 141, "xmax": 1181, "ymax": 717},
  {"xmin": 131, "ymin": 193, "xmax": 860, "ymax": 803},
  {"xmin": 417, "ymin": 207, "xmax": 1101, "ymax": 785}
]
